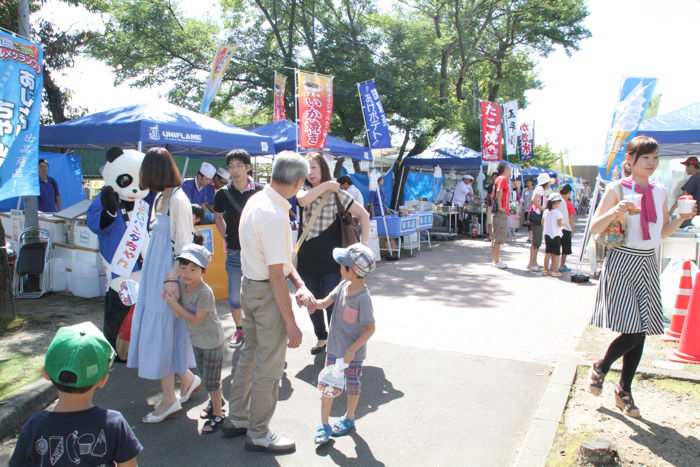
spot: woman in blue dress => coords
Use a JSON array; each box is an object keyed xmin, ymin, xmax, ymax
[{"xmin": 128, "ymin": 147, "xmax": 199, "ymax": 423}]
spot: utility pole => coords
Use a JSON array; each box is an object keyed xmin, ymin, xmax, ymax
[{"xmin": 18, "ymin": 0, "xmax": 38, "ymax": 231}]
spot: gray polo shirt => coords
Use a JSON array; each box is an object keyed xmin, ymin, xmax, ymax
[{"xmin": 327, "ymin": 281, "xmax": 375, "ymax": 361}]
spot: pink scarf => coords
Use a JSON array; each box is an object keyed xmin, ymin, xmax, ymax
[{"xmin": 621, "ymin": 177, "xmax": 657, "ymax": 240}]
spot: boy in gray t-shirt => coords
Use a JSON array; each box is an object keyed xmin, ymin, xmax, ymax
[
  {"xmin": 311, "ymin": 243, "xmax": 376, "ymax": 445},
  {"xmin": 164, "ymin": 243, "xmax": 225, "ymax": 434}
]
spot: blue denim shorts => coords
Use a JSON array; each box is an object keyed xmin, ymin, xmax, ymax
[{"xmin": 226, "ymin": 249, "xmax": 242, "ymax": 309}]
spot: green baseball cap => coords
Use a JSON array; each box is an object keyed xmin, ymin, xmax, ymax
[{"xmin": 45, "ymin": 322, "xmax": 116, "ymax": 389}]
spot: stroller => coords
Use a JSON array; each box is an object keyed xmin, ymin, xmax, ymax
[{"xmin": 13, "ymin": 228, "xmax": 52, "ymax": 299}]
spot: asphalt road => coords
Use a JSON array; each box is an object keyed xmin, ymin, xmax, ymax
[{"xmin": 2, "ymin": 226, "xmax": 596, "ymax": 466}]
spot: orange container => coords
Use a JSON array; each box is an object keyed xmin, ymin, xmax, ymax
[{"xmin": 194, "ymin": 224, "xmax": 228, "ymax": 301}]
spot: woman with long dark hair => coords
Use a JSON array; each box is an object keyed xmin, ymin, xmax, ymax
[
  {"xmin": 587, "ymin": 136, "xmax": 695, "ymax": 418},
  {"xmin": 128, "ymin": 147, "xmax": 198, "ymax": 423},
  {"xmin": 296, "ymin": 154, "xmax": 370, "ymax": 355}
]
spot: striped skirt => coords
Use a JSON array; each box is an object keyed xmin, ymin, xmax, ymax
[{"xmin": 591, "ymin": 246, "xmax": 664, "ymax": 335}]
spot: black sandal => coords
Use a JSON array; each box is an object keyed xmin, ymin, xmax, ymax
[
  {"xmin": 199, "ymin": 400, "xmax": 227, "ymax": 419},
  {"xmin": 587, "ymin": 362, "xmax": 606, "ymax": 396},
  {"xmin": 202, "ymin": 416, "xmax": 225, "ymax": 434}
]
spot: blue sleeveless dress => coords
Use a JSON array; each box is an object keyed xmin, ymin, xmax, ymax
[{"xmin": 127, "ymin": 211, "xmax": 195, "ymax": 379}]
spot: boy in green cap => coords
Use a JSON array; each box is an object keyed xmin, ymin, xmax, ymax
[{"xmin": 10, "ymin": 321, "xmax": 143, "ymax": 467}]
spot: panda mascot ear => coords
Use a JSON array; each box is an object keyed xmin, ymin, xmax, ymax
[{"xmin": 106, "ymin": 147, "xmax": 124, "ymax": 163}]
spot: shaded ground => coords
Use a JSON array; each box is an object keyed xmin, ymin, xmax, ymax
[{"xmin": 547, "ymin": 367, "xmax": 700, "ymax": 467}]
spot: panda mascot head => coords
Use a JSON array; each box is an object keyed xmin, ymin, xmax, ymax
[{"xmin": 102, "ymin": 147, "xmax": 148, "ymax": 202}]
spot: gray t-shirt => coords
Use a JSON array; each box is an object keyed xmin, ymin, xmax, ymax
[
  {"xmin": 327, "ymin": 281, "xmax": 375, "ymax": 361},
  {"xmin": 179, "ymin": 280, "xmax": 224, "ymax": 350}
]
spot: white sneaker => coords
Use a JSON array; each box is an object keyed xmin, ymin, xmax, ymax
[
  {"xmin": 493, "ymin": 262, "xmax": 508, "ymax": 269},
  {"xmin": 245, "ymin": 432, "xmax": 296, "ymax": 454}
]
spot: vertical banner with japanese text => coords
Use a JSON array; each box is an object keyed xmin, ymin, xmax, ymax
[
  {"xmin": 519, "ymin": 122, "xmax": 533, "ymax": 161},
  {"xmin": 502, "ymin": 100, "xmax": 519, "ymax": 156},
  {"xmin": 273, "ymin": 72, "xmax": 287, "ymax": 121},
  {"xmin": 0, "ymin": 31, "xmax": 44, "ymax": 201},
  {"xmin": 480, "ymin": 100, "xmax": 503, "ymax": 161},
  {"xmin": 296, "ymin": 70, "xmax": 334, "ymax": 150},
  {"xmin": 357, "ymin": 79, "xmax": 392, "ymax": 149},
  {"xmin": 199, "ymin": 44, "xmax": 235, "ymax": 114},
  {"xmin": 599, "ymin": 77, "xmax": 657, "ymax": 180}
]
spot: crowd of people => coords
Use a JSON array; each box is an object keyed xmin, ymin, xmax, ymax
[
  {"xmin": 10, "ymin": 150, "xmax": 380, "ymax": 466},
  {"xmin": 10, "ymin": 136, "xmax": 700, "ymax": 465}
]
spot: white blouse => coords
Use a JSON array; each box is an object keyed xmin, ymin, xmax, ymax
[{"xmin": 609, "ymin": 182, "xmax": 666, "ymax": 250}]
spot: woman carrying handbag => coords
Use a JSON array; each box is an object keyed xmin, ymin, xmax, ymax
[
  {"xmin": 296, "ymin": 154, "xmax": 370, "ymax": 355},
  {"xmin": 587, "ymin": 136, "xmax": 696, "ymax": 418}
]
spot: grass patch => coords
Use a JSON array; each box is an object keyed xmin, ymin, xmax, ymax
[
  {"xmin": 0, "ymin": 354, "xmax": 43, "ymax": 401},
  {"xmin": 0, "ymin": 315, "xmax": 27, "ymax": 336},
  {"xmin": 649, "ymin": 377, "xmax": 700, "ymax": 400}
]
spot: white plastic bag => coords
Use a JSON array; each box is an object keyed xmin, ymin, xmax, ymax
[{"xmin": 317, "ymin": 358, "xmax": 348, "ymax": 398}]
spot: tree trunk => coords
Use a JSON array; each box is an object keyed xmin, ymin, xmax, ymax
[
  {"xmin": 43, "ymin": 68, "xmax": 68, "ymax": 123},
  {"xmin": 0, "ymin": 222, "xmax": 15, "ymax": 323}
]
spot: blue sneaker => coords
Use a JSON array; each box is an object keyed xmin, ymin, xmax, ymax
[
  {"xmin": 314, "ymin": 424, "xmax": 332, "ymax": 445},
  {"xmin": 331, "ymin": 416, "xmax": 355, "ymax": 437},
  {"xmin": 559, "ymin": 266, "xmax": 571, "ymax": 273}
]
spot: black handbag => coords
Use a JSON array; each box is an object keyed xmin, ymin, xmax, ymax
[{"xmin": 335, "ymin": 194, "xmax": 361, "ymax": 247}]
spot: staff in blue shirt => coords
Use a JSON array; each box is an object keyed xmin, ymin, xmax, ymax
[{"xmin": 38, "ymin": 158, "xmax": 61, "ymax": 212}]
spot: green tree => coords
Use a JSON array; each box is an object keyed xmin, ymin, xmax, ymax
[{"xmin": 522, "ymin": 143, "xmax": 560, "ymax": 169}]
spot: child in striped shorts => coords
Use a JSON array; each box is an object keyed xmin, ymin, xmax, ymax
[{"xmin": 311, "ymin": 243, "xmax": 377, "ymax": 445}]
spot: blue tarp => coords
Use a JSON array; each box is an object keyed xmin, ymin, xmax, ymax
[
  {"xmin": 403, "ymin": 172, "xmax": 443, "ymax": 202},
  {"xmin": 638, "ymin": 102, "xmax": 700, "ymax": 156},
  {"xmin": 0, "ymin": 152, "xmax": 85, "ymax": 212},
  {"xmin": 403, "ymin": 146, "xmax": 482, "ymax": 169},
  {"xmin": 251, "ymin": 120, "xmax": 372, "ymax": 161},
  {"xmin": 521, "ymin": 166, "xmax": 558, "ymax": 179},
  {"xmin": 40, "ymin": 102, "xmax": 275, "ymax": 157}
]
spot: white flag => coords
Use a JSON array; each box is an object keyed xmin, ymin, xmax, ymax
[{"xmin": 502, "ymin": 100, "xmax": 519, "ymax": 156}]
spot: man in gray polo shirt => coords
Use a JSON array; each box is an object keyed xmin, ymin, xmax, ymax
[{"xmin": 222, "ymin": 151, "xmax": 316, "ymax": 454}]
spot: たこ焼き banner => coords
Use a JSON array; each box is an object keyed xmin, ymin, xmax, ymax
[
  {"xmin": 0, "ymin": 30, "xmax": 43, "ymax": 202},
  {"xmin": 273, "ymin": 72, "xmax": 287, "ymax": 121},
  {"xmin": 296, "ymin": 70, "xmax": 334, "ymax": 150},
  {"xmin": 599, "ymin": 77, "xmax": 657, "ymax": 180},
  {"xmin": 358, "ymin": 79, "xmax": 392, "ymax": 149},
  {"xmin": 480, "ymin": 100, "xmax": 503, "ymax": 161}
]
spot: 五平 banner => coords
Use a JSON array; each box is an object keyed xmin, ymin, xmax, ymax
[
  {"xmin": 0, "ymin": 31, "xmax": 43, "ymax": 202},
  {"xmin": 599, "ymin": 77, "xmax": 657, "ymax": 180},
  {"xmin": 480, "ymin": 100, "xmax": 503, "ymax": 161},
  {"xmin": 199, "ymin": 44, "xmax": 235, "ymax": 114},
  {"xmin": 502, "ymin": 100, "xmax": 519, "ymax": 156},
  {"xmin": 273, "ymin": 72, "xmax": 287, "ymax": 121},
  {"xmin": 296, "ymin": 70, "xmax": 334, "ymax": 150},
  {"xmin": 357, "ymin": 79, "xmax": 391, "ymax": 149},
  {"xmin": 519, "ymin": 122, "xmax": 534, "ymax": 161}
]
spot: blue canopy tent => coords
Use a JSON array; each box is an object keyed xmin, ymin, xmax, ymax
[
  {"xmin": 40, "ymin": 101, "xmax": 275, "ymax": 157},
  {"xmin": 251, "ymin": 120, "xmax": 372, "ymax": 161},
  {"xmin": 400, "ymin": 146, "xmax": 482, "ymax": 202},
  {"xmin": 637, "ymin": 102, "xmax": 700, "ymax": 156}
]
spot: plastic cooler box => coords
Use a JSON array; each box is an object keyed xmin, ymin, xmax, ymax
[
  {"xmin": 375, "ymin": 215, "xmax": 418, "ymax": 237},
  {"xmin": 416, "ymin": 211, "xmax": 433, "ymax": 231}
]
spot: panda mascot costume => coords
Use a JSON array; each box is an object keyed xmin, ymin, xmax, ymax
[{"xmin": 87, "ymin": 147, "xmax": 153, "ymax": 354}]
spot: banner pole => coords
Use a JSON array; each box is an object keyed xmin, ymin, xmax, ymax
[
  {"xmin": 357, "ymin": 81, "xmax": 393, "ymax": 256},
  {"xmin": 293, "ymin": 68, "xmax": 299, "ymax": 154}
]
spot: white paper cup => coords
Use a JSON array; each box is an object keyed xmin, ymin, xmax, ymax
[{"xmin": 679, "ymin": 198, "xmax": 696, "ymax": 215}]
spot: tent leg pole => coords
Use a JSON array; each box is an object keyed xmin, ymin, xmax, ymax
[
  {"xmin": 137, "ymin": 140, "xmax": 142, "ymax": 152},
  {"xmin": 183, "ymin": 157, "xmax": 190, "ymax": 178}
]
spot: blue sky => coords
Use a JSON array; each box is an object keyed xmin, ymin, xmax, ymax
[{"xmin": 39, "ymin": 0, "xmax": 700, "ymax": 166}]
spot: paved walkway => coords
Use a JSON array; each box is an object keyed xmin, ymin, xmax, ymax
[{"xmin": 1, "ymin": 227, "xmax": 596, "ymax": 466}]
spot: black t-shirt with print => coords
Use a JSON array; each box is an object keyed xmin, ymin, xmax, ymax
[
  {"xmin": 214, "ymin": 182, "xmax": 263, "ymax": 251},
  {"xmin": 10, "ymin": 407, "xmax": 143, "ymax": 467}
]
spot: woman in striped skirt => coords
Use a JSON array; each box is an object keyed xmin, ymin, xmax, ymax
[{"xmin": 587, "ymin": 135, "xmax": 696, "ymax": 418}]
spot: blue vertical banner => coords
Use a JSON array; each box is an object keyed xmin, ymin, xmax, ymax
[
  {"xmin": 599, "ymin": 77, "xmax": 657, "ymax": 180},
  {"xmin": 0, "ymin": 30, "xmax": 44, "ymax": 201},
  {"xmin": 357, "ymin": 79, "xmax": 392, "ymax": 149}
]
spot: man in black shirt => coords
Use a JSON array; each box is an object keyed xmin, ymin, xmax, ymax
[
  {"xmin": 214, "ymin": 150, "xmax": 262, "ymax": 348},
  {"xmin": 681, "ymin": 156, "xmax": 700, "ymax": 227}
]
